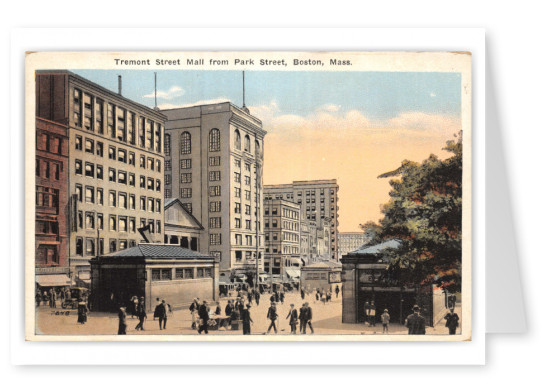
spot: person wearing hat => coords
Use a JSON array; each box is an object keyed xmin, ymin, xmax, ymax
[
  {"xmin": 77, "ymin": 300, "xmax": 88, "ymax": 324},
  {"xmin": 286, "ymin": 303, "xmax": 298, "ymax": 334},
  {"xmin": 444, "ymin": 307, "xmax": 460, "ymax": 335},
  {"xmin": 242, "ymin": 303, "xmax": 253, "ymax": 335},
  {"xmin": 117, "ymin": 306, "xmax": 127, "ymax": 335},
  {"xmin": 197, "ymin": 300, "xmax": 210, "ymax": 334},
  {"xmin": 381, "ymin": 309, "xmax": 390, "ymax": 333},
  {"xmin": 405, "ymin": 305, "xmax": 426, "ymax": 335},
  {"xmin": 266, "ymin": 302, "xmax": 278, "ymax": 334},
  {"xmin": 135, "ymin": 297, "xmax": 147, "ymax": 331}
]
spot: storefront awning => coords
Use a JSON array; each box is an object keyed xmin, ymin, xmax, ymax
[
  {"xmin": 35, "ymin": 274, "xmax": 71, "ymax": 287},
  {"xmin": 286, "ymin": 269, "xmax": 301, "ymax": 278}
]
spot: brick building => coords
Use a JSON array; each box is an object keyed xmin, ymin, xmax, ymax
[{"xmin": 35, "ymin": 82, "xmax": 70, "ymax": 283}]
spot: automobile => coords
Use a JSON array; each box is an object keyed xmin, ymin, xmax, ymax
[{"xmin": 61, "ymin": 287, "xmax": 89, "ymax": 309}]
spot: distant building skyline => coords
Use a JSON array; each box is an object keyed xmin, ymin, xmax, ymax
[{"xmin": 71, "ymin": 70, "xmax": 462, "ymax": 232}]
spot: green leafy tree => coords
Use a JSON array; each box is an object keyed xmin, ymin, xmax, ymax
[{"xmin": 366, "ymin": 133, "xmax": 463, "ymax": 292}]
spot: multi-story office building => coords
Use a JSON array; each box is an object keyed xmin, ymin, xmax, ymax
[
  {"xmin": 264, "ymin": 179, "xmax": 340, "ymax": 260},
  {"xmin": 162, "ymin": 102, "xmax": 266, "ymax": 274},
  {"xmin": 35, "ymin": 92, "xmax": 70, "ymax": 280},
  {"xmin": 36, "ymin": 71, "xmax": 167, "ymax": 279},
  {"xmin": 263, "ymin": 199, "xmax": 301, "ymax": 276},
  {"xmin": 338, "ymin": 232, "xmax": 368, "ymax": 259}
]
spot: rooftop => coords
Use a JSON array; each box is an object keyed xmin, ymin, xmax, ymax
[
  {"xmin": 350, "ymin": 239, "xmax": 401, "ymax": 255},
  {"xmin": 97, "ymin": 243, "xmax": 214, "ymax": 260}
]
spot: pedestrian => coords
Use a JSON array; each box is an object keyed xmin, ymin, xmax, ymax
[
  {"xmin": 300, "ymin": 302, "xmax": 314, "ymax": 334},
  {"xmin": 214, "ymin": 301, "xmax": 222, "ymax": 316},
  {"xmin": 364, "ymin": 300, "xmax": 376, "ymax": 326},
  {"xmin": 405, "ymin": 305, "xmax": 426, "ymax": 335},
  {"xmin": 117, "ymin": 306, "xmax": 127, "ymax": 335},
  {"xmin": 154, "ymin": 299, "xmax": 168, "ymax": 330},
  {"xmin": 42, "ymin": 291, "xmax": 48, "ymax": 306},
  {"xmin": 198, "ymin": 300, "xmax": 210, "ymax": 334},
  {"xmin": 449, "ymin": 294, "xmax": 457, "ymax": 310},
  {"xmin": 225, "ymin": 300, "xmax": 234, "ymax": 317},
  {"xmin": 286, "ymin": 304, "xmax": 298, "ymax": 334},
  {"xmin": 242, "ymin": 303, "xmax": 253, "ymax": 335},
  {"xmin": 327, "ymin": 291, "xmax": 332, "ymax": 302},
  {"xmin": 247, "ymin": 290, "xmax": 253, "ymax": 304},
  {"xmin": 189, "ymin": 298, "xmax": 199, "ymax": 329},
  {"xmin": 275, "ymin": 291, "xmax": 280, "ymax": 303},
  {"xmin": 444, "ymin": 308, "xmax": 460, "ymax": 335},
  {"xmin": 49, "ymin": 288, "xmax": 56, "ymax": 308},
  {"xmin": 381, "ymin": 309, "xmax": 390, "ymax": 333},
  {"xmin": 300, "ymin": 288, "xmax": 305, "ymax": 300},
  {"xmin": 131, "ymin": 295, "xmax": 139, "ymax": 319},
  {"xmin": 35, "ymin": 291, "xmax": 41, "ymax": 307},
  {"xmin": 280, "ymin": 291, "xmax": 285, "ymax": 304},
  {"xmin": 335, "ymin": 285, "xmax": 340, "ymax": 298},
  {"xmin": 135, "ymin": 297, "xmax": 147, "ymax": 331},
  {"xmin": 77, "ymin": 300, "xmax": 88, "ymax": 324},
  {"xmin": 270, "ymin": 293, "xmax": 275, "ymax": 304},
  {"xmin": 255, "ymin": 290, "xmax": 260, "ymax": 306},
  {"xmin": 315, "ymin": 291, "xmax": 319, "ymax": 302},
  {"xmin": 266, "ymin": 302, "xmax": 278, "ymax": 334}
]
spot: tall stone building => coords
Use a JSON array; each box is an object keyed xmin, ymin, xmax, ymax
[
  {"xmin": 263, "ymin": 199, "xmax": 301, "ymax": 276},
  {"xmin": 162, "ymin": 103, "xmax": 266, "ymax": 274},
  {"xmin": 264, "ymin": 179, "xmax": 339, "ymax": 261},
  {"xmin": 36, "ymin": 71, "xmax": 167, "ymax": 281}
]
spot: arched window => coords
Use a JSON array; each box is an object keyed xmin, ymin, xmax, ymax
[
  {"xmin": 244, "ymin": 135, "xmax": 251, "ymax": 152},
  {"xmin": 255, "ymin": 140, "xmax": 261, "ymax": 158},
  {"xmin": 209, "ymin": 128, "xmax": 220, "ymax": 152},
  {"xmin": 180, "ymin": 132, "xmax": 191, "ymax": 155},
  {"xmin": 234, "ymin": 129, "xmax": 241, "ymax": 150},
  {"xmin": 164, "ymin": 134, "xmax": 171, "ymax": 156}
]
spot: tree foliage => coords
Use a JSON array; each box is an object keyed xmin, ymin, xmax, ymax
[{"xmin": 363, "ymin": 132, "xmax": 463, "ymax": 293}]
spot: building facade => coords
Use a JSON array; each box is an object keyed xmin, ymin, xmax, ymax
[
  {"xmin": 36, "ymin": 71, "xmax": 167, "ymax": 281},
  {"xmin": 35, "ymin": 82, "xmax": 70, "ymax": 283},
  {"xmin": 265, "ymin": 179, "xmax": 339, "ymax": 261},
  {"xmin": 164, "ymin": 198, "xmax": 203, "ymax": 251},
  {"xmin": 338, "ymin": 232, "xmax": 368, "ymax": 259},
  {"xmin": 263, "ymin": 199, "xmax": 301, "ymax": 277},
  {"xmin": 162, "ymin": 103, "xmax": 266, "ymax": 274}
]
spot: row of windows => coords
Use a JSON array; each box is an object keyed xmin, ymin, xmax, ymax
[
  {"xmin": 75, "ymin": 135, "xmax": 162, "ymax": 173},
  {"xmin": 164, "ymin": 129, "xmax": 221, "ymax": 157},
  {"xmin": 235, "ymin": 250, "xmax": 262, "ymax": 262},
  {"xmin": 234, "ymin": 234, "xmax": 255, "ymax": 246},
  {"xmin": 75, "ymin": 236, "xmax": 138, "ymax": 257},
  {"xmin": 36, "ymin": 131, "xmax": 64, "ymax": 155},
  {"xmin": 234, "ymin": 218, "xmax": 256, "ymax": 230},
  {"xmin": 36, "ymin": 159, "xmax": 62, "ymax": 181},
  {"xmin": 265, "ymin": 232, "xmax": 299, "ymax": 243},
  {"xmin": 234, "ymin": 129, "xmax": 262, "ymax": 157},
  {"xmin": 75, "ymin": 211, "xmax": 160, "ymax": 234},
  {"xmin": 74, "ymin": 184, "xmax": 162, "ymax": 214},
  {"xmin": 151, "ymin": 267, "xmax": 213, "ymax": 281},
  {"xmin": 74, "ymin": 160, "xmax": 161, "ymax": 193},
  {"xmin": 72, "ymin": 87, "xmax": 162, "ymax": 153},
  {"xmin": 36, "ymin": 186, "xmax": 59, "ymax": 209}
]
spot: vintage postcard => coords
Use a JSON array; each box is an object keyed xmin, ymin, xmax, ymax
[{"xmin": 25, "ymin": 51, "xmax": 471, "ymax": 341}]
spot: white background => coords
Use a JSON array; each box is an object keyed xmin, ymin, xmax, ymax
[{"xmin": 1, "ymin": 0, "xmax": 548, "ymax": 388}]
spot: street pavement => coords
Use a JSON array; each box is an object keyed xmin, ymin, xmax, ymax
[{"xmin": 35, "ymin": 290, "xmax": 461, "ymax": 336}]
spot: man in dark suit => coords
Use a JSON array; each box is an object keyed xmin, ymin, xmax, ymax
[
  {"xmin": 304, "ymin": 302, "xmax": 314, "ymax": 334},
  {"xmin": 405, "ymin": 305, "xmax": 426, "ymax": 334},
  {"xmin": 242, "ymin": 304, "xmax": 253, "ymax": 335},
  {"xmin": 266, "ymin": 302, "xmax": 278, "ymax": 334},
  {"xmin": 198, "ymin": 300, "xmax": 210, "ymax": 334},
  {"xmin": 286, "ymin": 304, "xmax": 298, "ymax": 334},
  {"xmin": 154, "ymin": 299, "xmax": 168, "ymax": 330},
  {"xmin": 135, "ymin": 297, "xmax": 147, "ymax": 331},
  {"xmin": 444, "ymin": 308, "xmax": 460, "ymax": 335}
]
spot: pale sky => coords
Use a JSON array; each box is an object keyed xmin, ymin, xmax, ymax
[{"xmin": 72, "ymin": 70, "xmax": 462, "ymax": 232}]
